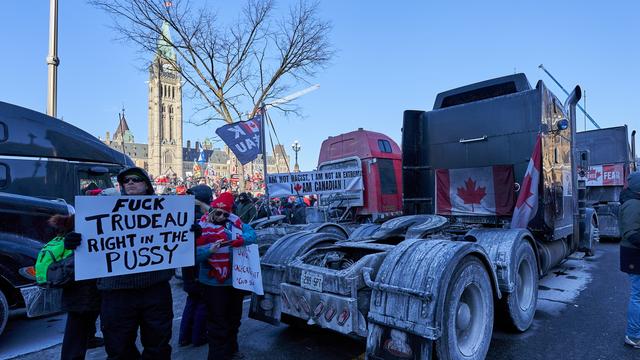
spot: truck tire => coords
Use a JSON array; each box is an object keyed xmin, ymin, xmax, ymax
[
  {"xmin": 500, "ymin": 241, "xmax": 538, "ymax": 332},
  {"xmin": 584, "ymin": 217, "xmax": 599, "ymax": 257},
  {"xmin": 435, "ymin": 256, "xmax": 493, "ymax": 360},
  {"xmin": 0, "ymin": 290, "xmax": 8, "ymax": 336}
]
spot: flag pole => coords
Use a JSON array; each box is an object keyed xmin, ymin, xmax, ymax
[{"xmin": 261, "ymin": 104, "xmax": 270, "ymax": 220}]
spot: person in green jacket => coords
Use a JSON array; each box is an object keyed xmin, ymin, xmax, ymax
[{"xmin": 620, "ymin": 172, "xmax": 640, "ymax": 348}]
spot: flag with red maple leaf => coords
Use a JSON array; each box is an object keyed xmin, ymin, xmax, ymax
[
  {"xmin": 457, "ymin": 178, "xmax": 487, "ymax": 212},
  {"xmin": 511, "ymin": 134, "xmax": 542, "ymax": 228},
  {"xmin": 436, "ymin": 165, "xmax": 515, "ymax": 216}
]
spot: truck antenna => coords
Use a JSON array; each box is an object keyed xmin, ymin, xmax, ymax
[{"xmin": 538, "ymin": 64, "xmax": 600, "ymax": 129}]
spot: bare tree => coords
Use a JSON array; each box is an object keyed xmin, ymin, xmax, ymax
[{"xmin": 91, "ymin": 0, "xmax": 332, "ymax": 124}]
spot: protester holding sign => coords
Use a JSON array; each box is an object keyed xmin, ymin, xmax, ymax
[
  {"xmin": 44, "ymin": 214, "xmax": 103, "ymax": 360},
  {"xmin": 97, "ymin": 167, "xmax": 175, "ymax": 359},
  {"xmin": 194, "ymin": 192, "xmax": 257, "ymax": 360}
]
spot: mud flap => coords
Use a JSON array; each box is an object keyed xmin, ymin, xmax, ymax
[
  {"xmin": 365, "ymin": 239, "xmax": 498, "ymax": 358},
  {"xmin": 249, "ymin": 293, "xmax": 282, "ymax": 325},
  {"xmin": 366, "ymin": 323, "xmax": 432, "ymax": 360},
  {"xmin": 467, "ymin": 228, "xmax": 537, "ymax": 293}
]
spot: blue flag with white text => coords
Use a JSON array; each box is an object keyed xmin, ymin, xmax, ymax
[{"xmin": 215, "ymin": 114, "xmax": 262, "ymax": 165}]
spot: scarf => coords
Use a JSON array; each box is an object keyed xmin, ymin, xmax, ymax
[{"xmin": 197, "ymin": 213, "xmax": 244, "ymax": 283}]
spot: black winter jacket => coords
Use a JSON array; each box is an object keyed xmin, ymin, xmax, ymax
[
  {"xmin": 47, "ymin": 256, "xmax": 101, "ymax": 312},
  {"xmin": 619, "ymin": 189, "xmax": 640, "ymax": 274}
]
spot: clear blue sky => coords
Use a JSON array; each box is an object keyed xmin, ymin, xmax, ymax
[{"xmin": 1, "ymin": 1, "xmax": 638, "ymax": 171}]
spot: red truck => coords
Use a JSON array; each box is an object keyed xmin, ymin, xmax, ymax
[{"xmin": 317, "ymin": 128, "xmax": 403, "ymax": 222}]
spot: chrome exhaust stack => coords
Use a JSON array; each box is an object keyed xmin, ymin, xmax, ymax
[
  {"xmin": 632, "ymin": 130, "xmax": 637, "ymax": 172},
  {"xmin": 564, "ymin": 86, "xmax": 582, "ymax": 244}
]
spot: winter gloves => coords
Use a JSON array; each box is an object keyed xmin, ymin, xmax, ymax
[
  {"xmin": 190, "ymin": 223, "xmax": 203, "ymax": 239},
  {"xmin": 63, "ymin": 232, "xmax": 82, "ymax": 250}
]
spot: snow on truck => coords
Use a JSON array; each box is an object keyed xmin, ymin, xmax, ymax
[
  {"xmin": 576, "ymin": 126, "xmax": 637, "ymax": 239},
  {"xmin": 250, "ymin": 73, "xmax": 600, "ymax": 360},
  {"xmin": 253, "ymin": 129, "xmax": 403, "ymax": 251}
]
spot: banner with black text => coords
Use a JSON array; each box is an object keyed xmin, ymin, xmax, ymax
[{"xmin": 266, "ymin": 167, "xmax": 363, "ymax": 197}]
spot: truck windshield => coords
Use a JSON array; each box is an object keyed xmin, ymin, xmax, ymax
[
  {"xmin": 318, "ymin": 158, "xmax": 359, "ymax": 171},
  {"xmin": 79, "ymin": 169, "xmax": 120, "ymax": 194}
]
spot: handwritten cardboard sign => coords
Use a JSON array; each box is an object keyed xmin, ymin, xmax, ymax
[
  {"xmin": 232, "ymin": 244, "xmax": 263, "ymax": 295},
  {"xmin": 74, "ymin": 195, "xmax": 195, "ymax": 280}
]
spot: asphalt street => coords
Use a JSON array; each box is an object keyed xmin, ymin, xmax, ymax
[{"xmin": 4, "ymin": 242, "xmax": 638, "ymax": 360}]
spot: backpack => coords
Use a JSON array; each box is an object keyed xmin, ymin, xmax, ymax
[{"xmin": 35, "ymin": 236, "xmax": 73, "ymax": 285}]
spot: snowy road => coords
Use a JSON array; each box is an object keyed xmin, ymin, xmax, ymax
[{"xmin": 6, "ymin": 242, "xmax": 636, "ymax": 360}]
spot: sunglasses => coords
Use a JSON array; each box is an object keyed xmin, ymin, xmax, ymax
[
  {"xmin": 124, "ymin": 176, "xmax": 144, "ymax": 184},
  {"xmin": 213, "ymin": 210, "xmax": 230, "ymax": 218}
]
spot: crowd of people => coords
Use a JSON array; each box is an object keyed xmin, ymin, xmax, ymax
[{"xmin": 45, "ymin": 167, "xmax": 264, "ymax": 360}]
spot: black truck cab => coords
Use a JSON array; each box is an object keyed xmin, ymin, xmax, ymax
[
  {"xmin": 0, "ymin": 101, "xmax": 133, "ymax": 335},
  {"xmin": 0, "ymin": 101, "xmax": 133, "ymax": 205}
]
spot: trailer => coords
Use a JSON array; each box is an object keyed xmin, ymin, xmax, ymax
[
  {"xmin": 576, "ymin": 126, "xmax": 637, "ymax": 239},
  {"xmin": 250, "ymin": 74, "xmax": 598, "ymax": 360}
]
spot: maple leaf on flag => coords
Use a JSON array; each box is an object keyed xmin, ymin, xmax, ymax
[
  {"xmin": 587, "ymin": 169, "xmax": 602, "ymax": 181},
  {"xmin": 294, "ymin": 183, "xmax": 303, "ymax": 192},
  {"xmin": 516, "ymin": 173, "xmax": 534, "ymax": 210},
  {"xmin": 457, "ymin": 178, "xmax": 486, "ymax": 211}
]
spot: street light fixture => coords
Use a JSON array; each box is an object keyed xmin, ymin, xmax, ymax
[{"xmin": 291, "ymin": 140, "xmax": 301, "ymax": 172}]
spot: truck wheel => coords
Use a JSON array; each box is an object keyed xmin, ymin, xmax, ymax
[
  {"xmin": 0, "ymin": 290, "xmax": 8, "ymax": 336},
  {"xmin": 584, "ymin": 218, "xmax": 599, "ymax": 257},
  {"xmin": 500, "ymin": 241, "xmax": 538, "ymax": 332},
  {"xmin": 436, "ymin": 256, "xmax": 493, "ymax": 360}
]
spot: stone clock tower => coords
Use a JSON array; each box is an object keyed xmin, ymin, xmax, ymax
[{"xmin": 147, "ymin": 22, "xmax": 183, "ymax": 178}]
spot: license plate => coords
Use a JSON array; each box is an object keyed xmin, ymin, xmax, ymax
[{"xmin": 300, "ymin": 270, "xmax": 323, "ymax": 292}]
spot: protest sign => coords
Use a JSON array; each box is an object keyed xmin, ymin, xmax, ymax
[
  {"xmin": 266, "ymin": 167, "xmax": 363, "ymax": 197},
  {"xmin": 74, "ymin": 195, "xmax": 195, "ymax": 280},
  {"xmin": 231, "ymin": 244, "xmax": 264, "ymax": 295},
  {"xmin": 580, "ymin": 164, "xmax": 625, "ymax": 186}
]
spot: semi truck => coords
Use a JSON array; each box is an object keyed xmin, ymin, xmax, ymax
[
  {"xmin": 0, "ymin": 101, "xmax": 132, "ymax": 335},
  {"xmin": 576, "ymin": 126, "xmax": 637, "ymax": 239},
  {"xmin": 250, "ymin": 74, "xmax": 598, "ymax": 360},
  {"xmin": 253, "ymin": 129, "xmax": 403, "ymax": 253}
]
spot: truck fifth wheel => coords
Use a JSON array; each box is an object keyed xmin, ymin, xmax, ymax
[{"xmin": 250, "ymin": 74, "xmax": 598, "ymax": 360}]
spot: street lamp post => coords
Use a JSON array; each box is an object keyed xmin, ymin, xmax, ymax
[
  {"xmin": 291, "ymin": 140, "xmax": 301, "ymax": 172},
  {"xmin": 47, "ymin": 0, "xmax": 59, "ymax": 117}
]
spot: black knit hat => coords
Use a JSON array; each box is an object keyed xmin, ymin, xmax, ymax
[
  {"xmin": 117, "ymin": 167, "xmax": 155, "ymax": 195},
  {"xmin": 187, "ymin": 184, "xmax": 213, "ymax": 203}
]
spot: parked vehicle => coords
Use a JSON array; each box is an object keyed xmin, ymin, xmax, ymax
[
  {"xmin": 576, "ymin": 126, "xmax": 637, "ymax": 240},
  {"xmin": 250, "ymin": 74, "xmax": 598, "ymax": 360},
  {"xmin": 317, "ymin": 128, "xmax": 403, "ymax": 223},
  {"xmin": 0, "ymin": 101, "xmax": 132, "ymax": 335},
  {"xmin": 0, "ymin": 101, "xmax": 133, "ymax": 205},
  {"xmin": 253, "ymin": 129, "xmax": 404, "ymax": 254}
]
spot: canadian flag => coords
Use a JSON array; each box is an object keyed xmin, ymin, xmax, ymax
[
  {"xmin": 511, "ymin": 134, "xmax": 542, "ymax": 228},
  {"xmin": 436, "ymin": 165, "xmax": 515, "ymax": 216},
  {"xmin": 241, "ymin": 115, "xmax": 261, "ymax": 134}
]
